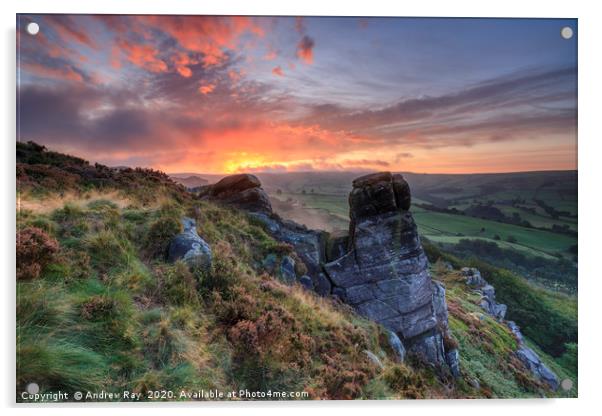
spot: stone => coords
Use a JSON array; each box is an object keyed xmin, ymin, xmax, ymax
[
  {"xmin": 299, "ymin": 275, "xmax": 314, "ymax": 290},
  {"xmin": 432, "ymin": 281, "xmax": 449, "ymax": 331},
  {"xmin": 262, "ymin": 253, "xmax": 278, "ymax": 273},
  {"xmin": 250, "ymin": 212, "xmax": 326, "ymax": 282},
  {"xmin": 363, "ymin": 350, "xmax": 384, "ymax": 370},
  {"xmin": 313, "ymin": 272, "xmax": 332, "ymax": 296},
  {"xmin": 280, "ymin": 256, "xmax": 296, "ymax": 284},
  {"xmin": 516, "ymin": 346, "xmax": 559, "ymax": 391},
  {"xmin": 387, "ymin": 330, "xmax": 406, "ymax": 362},
  {"xmin": 203, "ymin": 174, "xmax": 272, "ymax": 213},
  {"xmin": 506, "ymin": 321, "xmax": 524, "ymax": 344},
  {"xmin": 461, "ymin": 267, "xmax": 486, "ymax": 287},
  {"xmin": 210, "ymin": 173, "xmax": 261, "ymax": 197},
  {"xmin": 167, "ymin": 217, "xmax": 212, "ymax": 271},
  {"xmin": 323, "ymin": 172, "xmax": 451, "ymax": 368},
  {"xmin": 468, "ymin": 378, "xmax": 480, "ymax": 389},
  {"xmin": 446, "ymin": 348, "xmax": 461, "ymax": 378}
]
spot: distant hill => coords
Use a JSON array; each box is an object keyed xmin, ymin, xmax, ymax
[{"xmin": 169, "ymin": 174, "xmax": 209, "ymax": 189}]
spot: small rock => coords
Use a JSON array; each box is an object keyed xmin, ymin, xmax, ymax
[
  {"xmin": 506, "ymin": 321, "xmax": 524, "ymax": 344},
  {"xmin": 446, "ymin": 348, "xmax": 461, "ymax": 378},
  {"xmin": 313, "ymin": 273, "xmax": 332, "ymax": 296},
  {"xmin": 279, "ymin": 256, "xmax": 296, "ymax": 284},
  {"xmin": 167, "ymin": 217, "xmax": 212, "ymax": 271},
  {"xmin": 468, "ymin": 378, "xmax": 481, "ymax": 389},
  {"xmin": 299, "ymin": 275, "xmax": 314, "ymax": 290},
  {"xmin": 462, "ymin": 267, "xmax": 486, "ymax": 287},
  {"xmin": 387, "ymin": 330, "xmax": 406, "ymax": 362},
  {"xmin": 363, "ymin": 350, "xmax": 384, "ymax": 370},
  {"xmin": 262, "ymin": 253, "xmax": 278, "ymax": 272}
]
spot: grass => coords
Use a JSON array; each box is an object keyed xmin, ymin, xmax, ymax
[{"xmin": 17, "ymin": 192, "xmax": 574, "ymax": 400}]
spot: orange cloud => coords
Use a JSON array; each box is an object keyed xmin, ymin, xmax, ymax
[
  {"xmin": 137, "ymin": 16, "xmax": 265, "ymax": 67},
  {"xmin": 296, "ymin": 36, "xmax": 315, "ymax": 64},
  {"xmin": 172, "ymin": 52, "xmax": 198, "ymax": 78},
  {"xmin": 116, "ymin": 39, "xmax": 168, "ymax": 73},
  {"xmin": 272, "ymin": 66, "xmax": 284, "ymax": 77},
  {"xmin": 198, "ymin": 83, "xmax": 216, "ymax": 95}
]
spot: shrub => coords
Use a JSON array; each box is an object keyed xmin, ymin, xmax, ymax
[
  {"xmin": 16, "ymin": 227, "xmax": 59, "ymax": 280},
  {"xmin": 383, "ymin": 364, "xmax": 425, "ymax": 399},
  {"xmin": 155, "ymin": 261, "xmax": 199, "ymax": 306},
  {"xmin": 144, "ymin": 217, "xmax": 181, "ymax": 259}
]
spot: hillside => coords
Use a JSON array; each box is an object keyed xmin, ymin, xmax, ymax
[{"xmin": 16, "ymin": 142, "xmax": 576, "ymax": 400}]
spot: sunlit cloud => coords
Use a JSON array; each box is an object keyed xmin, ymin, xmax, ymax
[{"xmin": 17, "ymin": 15, "xmax": 577, "ymax": 174}]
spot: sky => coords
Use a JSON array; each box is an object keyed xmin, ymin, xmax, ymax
[{"xmin": 17, "ymin": 15, "xmax": 577, "ymax": 174}]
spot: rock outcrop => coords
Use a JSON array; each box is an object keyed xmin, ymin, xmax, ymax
[
  {"xmin": 323, "ymin": 172, "xmax": 455, "ymax": 370},
  {"xmin": 168, "ymin": 217, "xmax": 212, "ymax": 271},
  {"xmin": 462, "ymin": 267, "xmax": 507, "ymax": 320},
  {"xmin": 461, "ymin": 266, "xmax": 558, "ymax": 390},
  {"xmin": 516, "ymin": 346, "xmax": 559, "ymax": 391},
  {"xmin": 199, "ymin": 172, "xmax": 457, "ymax": 373},
  {"xmin": 201, "ymin": 173, "xmax": 272, "ymax": 214}
]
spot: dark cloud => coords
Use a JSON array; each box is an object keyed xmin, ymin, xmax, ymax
[
  {"xmin": 300, "ymin": 66, "xmax": 576, "ymax": 148},
  {"xmin": 296, "ymin": 36, "xmax": 315, "ymax": 64}
]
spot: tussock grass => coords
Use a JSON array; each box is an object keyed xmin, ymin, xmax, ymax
[{"xmin": 16, "ymin": 184, "xmax": 574, "ymax": 400}]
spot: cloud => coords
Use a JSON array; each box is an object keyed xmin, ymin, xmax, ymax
[
  {"xmin": 198, "ymin": 83, "xmax": 216, "ymax": 95},
  {"xmin": 45, "ymin": 15, "xmax": 97, "ymax": 49},
  {"xmin": 130, "ymin": 16, "xmax": 265, "ymax": 67},
  {"xmin": 115, "ymin": 38, "xmax": 168, "ymax": 73},
  {"xmin": 172, "ymin": 52, "xmax": 198, "ymax": 78},
  {"xmin": 296, "ymin": 36, "xmax": 315, "ymax": 64},
  {"xmin": 301, "ymin": 66, "xmax": 576, "ymax": 149},
  {"xmin": 22, "ymin": 62, "xmax": 84, "ymax": 83},
  {"xmin": 272, "ymin": 66, "xmax": 284, "ymax": 77},
  {"xmin": 342, "ymin": 159, "xmax": 390, "ymax": 167}
]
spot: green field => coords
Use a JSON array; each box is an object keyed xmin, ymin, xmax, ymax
[{"xmin": 412, "ymin": 210, "xmax": 575, "ymax": 257}]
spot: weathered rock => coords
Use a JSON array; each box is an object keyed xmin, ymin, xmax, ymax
[
  {"xmin": 432, "ymin": 281, "xmax": 449, "ymax": 331},
  {"xmin": 167, "ymin": 217, "xmax": 212, "ymax": 271},
  {"xmin": 463, "ymin": 269, "xmax": 507, "ymax": 320},
  {"xmin": 364, "ymin": 350, "xmax": 385, "ymax": 370},
  {"xmin": 387, "ymin": 330, "xmax": 406, "ymax": 362},
  {"xmin": 299, "ymin": 275, "xmax": 314, "ymax": 290},
  {"xmin": 280, "ymin": 256, "xmax": 296, "ymax": 284},
  {"xmin": 446, "ymin": 348, "xmax": 461, "ymax": 378},
  {"xmin": 324, "ymin": 172, "xmax": 451, "ymax": 368},
  {"xmin": 313, "ymin": 272, "xmax": 332, "ymax": 297},
  {"xmin": 203, "ymin": 173, "xmax": 272, "ymax": 213},
  {"xmin": 261, "ymin": 253, "xmax": 278, "ymax": 273},
  {"xmin": 506, "ymin": 321, "xmax": 524, "ymax": 344},
  {"xmin": 462, "ymin": 267, "xmax": 486, "ymax": 286},
  {"xmin": 210, "ymin": 173, "xmax": 261, "ymax": 197},
  {"xmin": 250, "ymin": 212, "xmax": 326, "ymax": 282},
  {"xmin": 468, "ymin": 378, "xmax": 480, "ymax": 389},
  {"xmin": 462, "ymin": 266, "xmax": 559, "ymax": 390},
  {"xmin": 516, "ymin": 346, "xmax": 559, "ymax": 391}
]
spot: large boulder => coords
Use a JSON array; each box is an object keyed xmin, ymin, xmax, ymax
[
  {"xmin": 167, "ymin": 217, "xmax": 212, "ymax": 271},
  {"xmin": 202, "ymin": 173, "xmax": 272, "ymax": 213},
  {"xmin": 324, "ymin": 172, "xmax": 453, "ymax": 368}
]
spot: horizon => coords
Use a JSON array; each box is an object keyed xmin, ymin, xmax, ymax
[
  {"xmin": 17, "ymin": 15, "xmax": 577, "ymax": 174},
  {"xmin": 166, "ymin": 168, "xmax": 578, "ymax": 177}
]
